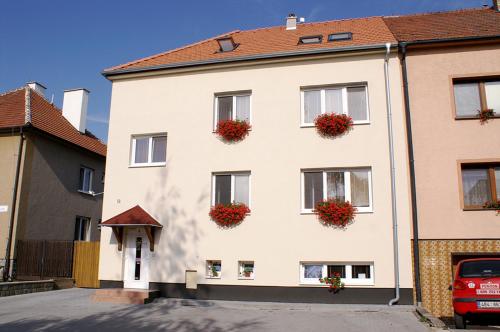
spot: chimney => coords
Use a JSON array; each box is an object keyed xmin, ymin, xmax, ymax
[
  {"xmin": 27, "ymin": 81, "xmax": 46, "ymax": 96},
  {"xmin": 494, "ymin": 0, "xmax": 500, "ymax": 11},
  {"xmin": 62, "ymin": 88, "xmax": 89, "ymax": 133},
  {"xmin": 286, "ymin": 13, "xmax": 297, "ymax": 30}
]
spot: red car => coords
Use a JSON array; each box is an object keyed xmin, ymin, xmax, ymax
[{"xmin": 451, "ymin": 258, "xmax": 500, "ymax": 329}]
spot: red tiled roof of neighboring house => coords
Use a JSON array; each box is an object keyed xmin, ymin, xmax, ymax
[
  {"xmin": 0, "ymin": 87, "xmax": 106, "ymax": 156},
  {"xmin": 101, "ymin": 205, "xmax": 162, "ymax": 227},
  {"xmin": 104, "ymin": 16, "xmax": 396, "ymax": 74},
  {"xmin": 383, "ymin": 7, "xmax": 500, "ymax": 42}
]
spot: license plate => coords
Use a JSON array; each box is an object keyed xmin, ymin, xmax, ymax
[
  {"xmin": 477, "ymin": 301, "xmax": 500, "ymax": 308},
  {"xmin": 477, "ymin": 289, "xmax": 500, "ymax": 295}
]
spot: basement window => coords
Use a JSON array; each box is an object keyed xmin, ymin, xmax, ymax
[
  {"xmin": 299, "ymin": 35, "xmax": 322, "ymax": 44},
  {"xmin": 328, "ymin": 32, "xmax": 352, "ymax": 42},
  {"xmin": 217, "ymin": 37, "xmax": 237, "ymax": 52}
]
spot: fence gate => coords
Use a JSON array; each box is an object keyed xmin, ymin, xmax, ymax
[
  {"xmin": 16, "ymin": 240, "xmax": 74, "ymax": 279},
  {"xmin": 73, "ymin": 241, "xmax": 100, "ymax": 288}
]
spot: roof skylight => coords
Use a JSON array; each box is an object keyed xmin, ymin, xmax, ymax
[
  {"xmin": 299, "ymin": 35, "xmax": 323, "ymax": 44},
  {"xmin": 217, "ymin": 37, "xmax": 237, "ymax": 52},
  {"xmin": 328, "ymin": 32, "xmax": 352, "ymax": 42}
]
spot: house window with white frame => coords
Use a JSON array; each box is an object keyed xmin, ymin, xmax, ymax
[
  {"xmin": 130, "ymin": 134, "xmax": 167, "ymax": 166},
  {"xmin": 206, "ymin": 260, "xmax": 221, "ymax": 279},
  {"xmin": 214, "ymin": 93, "xmax": 251, "ymax": 129},
  {"xmin": 79, "ymin": 166, "xmax": 94, "ymax": 193},
  {"xmin": 300, "ymin": 262, "xmax": 374, "ymax": 286},
  {"xmin": 301, "ymin": 85, "xmax": 369, "ymax": 125},
  {"xmin": 238, "ymin": 261, "xmax": 255, "ymax": 279},
  {"xmin": 302, "ymin": 168, "xmax": 372, "ymax": 213},
  {"xmin": 74, "ymin": 216, "xmax": 91, "ymax": 241},
  {"xmin": 212, "ymin": 172, "xmax": 250, "ymax": 206}
]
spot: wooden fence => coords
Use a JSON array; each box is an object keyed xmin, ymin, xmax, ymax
[
  {"xmin": 73, "ymin": 241, "xmax": 100, "ymax": 288},
  {"xmin": 16, "ymin": 240, "xmax": 74, "ymax": 279}
]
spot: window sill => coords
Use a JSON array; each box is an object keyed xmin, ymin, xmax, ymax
[
  {"xmin": 238, "ymin": 277, "xmax": 255, "ymax": 280},
  {"xmin": 455, "ymin": 116, "xmax": 500, "ymax": 121},
  {"xmin": 300, "ymin": 283, "xmax": 375, "ymax": 287},
  {"xmin": 300, "ymin": 121, "xmax": 370, "ymax": 128},
  {"xmin": 300, "ymin": 210, "xmax": 373, "ymax": 215},
  {"xmin": 129, "ymin": 163, "xmax": 166, "ymax": 168},
  {"xmin": 463, "ymin": 207, "xmax": 499, "ymax": 211},
  {"xmin": 206, "ymin": 276, "xmax": 221, "ymax": 279},
  {"xmin": 77, "ymin": 190, "xmax": 94, "ymax": 196}
]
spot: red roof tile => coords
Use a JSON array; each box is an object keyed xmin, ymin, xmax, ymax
[
  {"xmin": 0, "ymin": 87, "xmax": 106, "ymax": 156},
  {"xmin": 101, "ymin": 205, "xmax": 162, "ymax": 227},
  {"xmin": 383, "ymin": 7, "xmax": 500, "ymax": 42},
  {"xmin": 104, "ymin": 16, "xmax": 396, "ymax": 74}
]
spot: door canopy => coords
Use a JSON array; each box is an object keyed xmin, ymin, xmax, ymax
[{"xmin": 101, "ymin": 205, "xmax": 162, "ymax": 251}]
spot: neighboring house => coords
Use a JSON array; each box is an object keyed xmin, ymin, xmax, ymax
[
  {"xmin": 99, "ymin": 15, "xmax": 414, "ymax": 303},
  {"xmin": 384, "ymin": 4, "xmax": 500, "ymax": 317},
  {"xmin": 0, "ymin": 83, "xmax": 106, "ymax": 280}
]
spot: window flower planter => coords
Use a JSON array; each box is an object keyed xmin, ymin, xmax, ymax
[
  {"xmin": 314, "ymin": 199, "xmax": 356, "ymax": 227},
  {"xmin": 483, "ymin": 201, "xmax": 500, "ymax": 215},
  {"xmin": 319, "ymin": 272, "xmax": 345, "ymax": 293},
  {"xmin": 215, "ymin": 120, "xmax": 251, "ymax": 142},
  {"xmin": 314, "ymin": 113, "xmax": 353, "ymax": 138},
  {"xmin": 209, "ymin": 203, "xmax": 250, "ymax": 227},
  {"xmin": 478, "ymin": 109, "xmax": 495, "ymax": 124}
]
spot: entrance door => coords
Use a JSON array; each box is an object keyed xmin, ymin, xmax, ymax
[{"xmin": 124, "ymin": 228, "xmax": 149, "ymax": 289}]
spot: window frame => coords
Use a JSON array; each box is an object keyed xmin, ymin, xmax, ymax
[
  {"xmin": 211, "ymin": 172, "xmax": 251, "ymax": 207},
  {"xmin": 78, "ymin": 166, "xmax": 94, "ymax": 194},
  {"xmin": 238, "ymin": 260, "xmax": 255, "ymax": 280},
  {"xmin": 299, "ymin": 262, "xmax": 374, "ymax": 286},
  {"xmin": 452, "ymin": 77, "xmax": 500, "ymax": 120},
  {"xmin": 74, "ymin": 216, "xmax": 91, "ymax": 241},
  {"xmin": 301, "ymin": 168, "xmax": 373, "ymax": 213},
  {"xmin": 459, "ymin": 162, "xmax": 500, "ymax": 210},
  {"xmin": 130, "ymin": 133, "xmax": 167, "ymax": 167},
  {"xmin": 300, "ymin": 85, "xmax": 370, "ymax": 126},
  {"xmin": 206, "ymin": 260, "xmax": 222, "ymax": 279},
  {"xmin": 213, "ymin": 92, "xmax": 252, "ymax": 130},
  {"xmin": 298, "ymin": 35, "xmax": 323, "ymax": 44},
  {"xmin": 328, "ymin": 32, "xmax": 352, "ymax": 42}
]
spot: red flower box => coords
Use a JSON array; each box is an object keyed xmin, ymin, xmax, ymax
[
  {"xmin": 314, "ymin": 113, "xmax": 353, "ymax": 138},
  {"xmin": 215, "ymin": 120, "xmax": 251, "ymax": 142},
  {"xmin": 314, "ymin": 199, "xmax": 356, "ymax": 227},
  {"xmin": 478, "ymin": 108, "xmax": 495, "ymax": 124},
  {"xmin": 209, "ymin": 203, "xmax": 250, "ymax": 227}
]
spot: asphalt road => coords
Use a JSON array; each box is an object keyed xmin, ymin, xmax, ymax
[{"xmin": 0, "ymin": 288, "xmax": 430, "ymax": 332}]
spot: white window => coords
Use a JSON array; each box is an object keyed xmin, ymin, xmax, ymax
[
  {"xmin": 238, "ymin": 261, "xmax": 255, "ymax": 279},
  {"xmin": 301, "ymin": 168, "xmax": 372, "ymax": 213},
  {"xmin": 130, "ymin": 134, "xmax": 167, "ymax": 167},
  {"xmin": 74, "ymin": 216, "xmax": 91, "ymax": 241},
  {"xmin": 212, "ymin": 173, "xmax": 250, "ymax": 206},
  {"xmin": 79, "ymin": 166, "xmax": 93, "ymax": 193},
  {"xmin": 206, "ymin": 260, "xmax": 221, "ymax": 279},
  {"xmin": 214, "ymin": 93, "xmax": 251, "ymax": 129},
  {"xmin": 301, "ymin": 85, "xmax": 369, "ymax": 125},
  {"xmin": 300, "ymin": 262, "xmax": 374, "ymax": 286}
]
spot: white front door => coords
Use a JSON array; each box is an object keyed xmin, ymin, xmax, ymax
[{"xmin": 124, "ymin": 228, "xmax": 150, "ymax": 289}]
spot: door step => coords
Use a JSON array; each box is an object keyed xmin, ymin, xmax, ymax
[{"xmin": 91, "ymin": 288, "xmax": 160, "ymax": 304}]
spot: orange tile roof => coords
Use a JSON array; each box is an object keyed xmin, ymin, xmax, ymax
[
  {"xmin": 383, "ymin": 7, "xmax": 500, "ymax": 42},
  {"xmin": 0, "ymin": 87, "xmax": 106, "ymax": 156},
  {"xmin": 101, "ymin": 205, "xmax": 162, "ymax": 227},
  {"xmin": 104, "ymin": 16, "xmax": 396, "ymax": 74}
]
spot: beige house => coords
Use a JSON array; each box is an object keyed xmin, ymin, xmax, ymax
[
  {"xmin": 0, "ymin": 83, "xmax": 106, "ymax": 280},
  {"xmin": 385, "ymin": 5, "xmax": 500, "ymax": 317},
  {"xmin": 99, "ymin": 15, "xmax": 414, "ymax": 303}
]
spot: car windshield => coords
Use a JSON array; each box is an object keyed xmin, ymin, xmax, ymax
[{"xmin": 459, "ymin": 260, "xmax": 500, "ymax": 278}]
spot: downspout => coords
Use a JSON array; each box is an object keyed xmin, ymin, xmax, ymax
[
  {"xmin": 384, "ymin": 43, "xmax": 400, "ymax": 306},
  {"xmin": 400, "ymin": 42, "xmax": 422, "ymax": 305},
  {"xmin": 3, "ymin": 127, "xmax": 25, "ymax": 281}
]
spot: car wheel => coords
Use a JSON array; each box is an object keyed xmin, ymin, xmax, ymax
[{"xmin": 454, "ymin": 313, "xmax": 466, "ymax": 329}]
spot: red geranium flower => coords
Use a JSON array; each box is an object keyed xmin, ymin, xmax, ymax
[
  {"xmin": 314, "ymin": 113, "xmax": 353, "ymax": 138},
  {"xmin": 215, "ymin": 120, "xmax": 251, "ymax": 142},
  {"xmin": 209, "ymin": 203, "xmax": 250, "ymax": 227},
  {"xmin": 314, "ymin": 199, "xmax": 356, "ymax": 227}
]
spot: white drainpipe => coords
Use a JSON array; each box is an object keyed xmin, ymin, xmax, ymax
[{"xmin": 384, "ymin": 43, "xmax": 400, "ymax": 306}]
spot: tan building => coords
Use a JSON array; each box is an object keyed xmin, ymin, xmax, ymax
[
  {"xmin": 0, "ymin": 83, "xmax": 106, "ymax": 280},
  {"xmin": 99, "ymin": 15, "xmax": 415, "ymax": 304},
  {"xmin": 385, "ymin": 5, "xmax": 500, "ymax": 317}
]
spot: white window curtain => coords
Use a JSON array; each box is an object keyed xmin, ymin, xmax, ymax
[
  {"xmin": 350, "ymin": 170, "xmax": 370, "ymax": 207},
  {"xmin": 152, "ymin": 136, "xmax": 167, "ymax": 163},
  {"xmin": 454, "ymin": 83, "xmax": 481, "ymax": 117},
  {"xmin": 235, "ymin": 95, "xmax": 250, "ymax": 122},
  {"xmin": 214, "ymin": 175, "xmax": 231, "ymax": 205},
  {"xmin": 134, "ymin": 137, "xmax": 149, "ymax": 164},
  {"xmin": 304, "ymin": 265, "xmax": 323, "ymax": 278},
  {"xmin": 485, "ymin": 81, "xmax": 500, "ymax": 113},
  {"xmin": 347, "ymin": 87, "xmax": 368, "ymax": 121},
  {"xmin": 234, "ymin": 174, "xmax": 250, "ymax": 205},
  {"xmin": 462, "ymin": 168, "xmax": 491, "ymax": 206},
  {"xmin": 326, "ymin": 172, "xmax": 345, "ymax": 201},
  {"xmin": 325, "ymin": 89, "xmax": 343, "ymax": 114},
  {"xmin": 304, "ymin": 90, "xmax": 321, "ymax": 123},
  {"xmin": 304, "ymin": 172, "xmax": 323, "ymax": 209},
  {"xmin": 217, "ymin": 96, "xmax": 233, "ymax": 121}
]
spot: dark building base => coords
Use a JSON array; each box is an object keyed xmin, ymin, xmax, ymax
[{"xmin": 101, "ymin": 280, "xmax": 412, "ymax": 304}]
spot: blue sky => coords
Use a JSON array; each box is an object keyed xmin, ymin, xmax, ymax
[{"xmin": 0, "ymin": 0, "xmax": 487, "ymax": 142}]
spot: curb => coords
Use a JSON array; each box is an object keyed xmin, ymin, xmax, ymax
[{"xmin": 415, "ymin": 306, "xmax": 447, "ymax": 329}]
